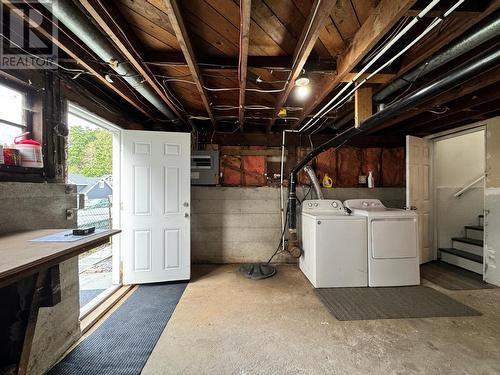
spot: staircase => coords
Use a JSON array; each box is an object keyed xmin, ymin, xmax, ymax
[{"xmin": 439, "ymin": 214, "xmax": 484, "ymax": 274}]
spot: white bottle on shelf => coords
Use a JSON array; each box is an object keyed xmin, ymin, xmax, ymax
[{"xmin": 367, "ymin": 171, "xmax": 374, "ymax": 188}]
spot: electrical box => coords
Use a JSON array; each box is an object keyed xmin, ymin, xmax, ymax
[{"xmin": 191, "ymin": 150, "xmax": 219, "ymax": 185}]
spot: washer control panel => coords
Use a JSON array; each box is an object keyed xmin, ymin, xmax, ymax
[
  {"xmin": 344, "ymin": 199, "xmax": 385, "ymax": 210},
  {"xmin": 302, "ymin": 199, "xmax": 345, "ymax": 213}
]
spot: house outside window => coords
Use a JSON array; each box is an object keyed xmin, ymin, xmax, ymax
[{"xmin": 0, "ymin": 83, "xmax": 27, "ymax": 145}]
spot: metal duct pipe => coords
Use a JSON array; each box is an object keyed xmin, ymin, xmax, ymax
[
  {"xmin": 303, "ymin": 165, "xmax": 324, "ymax": 199},
  {"xmin": 287, "ymin": 45, "xmax": 500, "ymax": 234},
  {"xmin": 374, "ymin": 9, "xmax": 500, "ymax": 103},
  {"xmin": 41, "ymin": 1, "xmax": 178, "ymax": 120}
]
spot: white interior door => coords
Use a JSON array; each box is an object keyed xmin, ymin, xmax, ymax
[
  {"xmin": 406, "ymin": 135, "xmax": 432, "ymax": 264},
  {"xmin": 121, "ymin": 130, "xmax": 190, "ymax": 284},
  {"xmin": 485, "ymin": 116, "xmax": 500, "ymax": 286}
]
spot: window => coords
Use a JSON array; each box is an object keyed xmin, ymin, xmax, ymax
[{"xmin": 0, "ymin": 83, "xmax": 26, "ymax": 145}]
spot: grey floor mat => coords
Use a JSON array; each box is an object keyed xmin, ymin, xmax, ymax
[
  {"xmin": 421, "ymin": 261, "xmax": 496, "ymax": 290},
  {"xmin": 316, "ymin": 286, "xmax": 481, "ymax": 321},
  {"xmin": 50, "ymin": 282, "xmax": 187, "ymax": 375}
]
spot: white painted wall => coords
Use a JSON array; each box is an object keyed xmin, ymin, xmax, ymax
[{"xmin": 434, "ymin": 130, "xmax": 485, "ymax": 249}]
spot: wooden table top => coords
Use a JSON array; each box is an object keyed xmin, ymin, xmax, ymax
[{"xmin": 0, "ymin": 229, "xmax": 121, "ymax": 287}]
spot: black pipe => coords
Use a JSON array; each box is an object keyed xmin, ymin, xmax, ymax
[
  {"xmin": 288, "ymin": 46, "xmax": 500, "ymax": 232},
  {"xmin": 374, "ymin": 9, "xmax": 500, "ymax": 103}
]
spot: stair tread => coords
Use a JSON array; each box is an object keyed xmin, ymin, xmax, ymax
[
  {"xmin": 439, "ymin": 248, "xmax": 483, "ymax": 263},
  {"xmin": 465, "ymin": 225, "xmax": 484, "ymax": 231},
  {"xmin": 452, "ymin": 237, "xmax": 484, "ymax": 246}
]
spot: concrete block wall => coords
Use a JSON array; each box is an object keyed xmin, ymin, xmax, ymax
[
  {"xmin": 192, "ymin": 187, "xmax": 286, "ymax": 264},
  {"xmin": 0, "ymin": 182, "xmax": 80, "ymax": 375},
  {"xmin": 191, "ymin": 186, "xmax": 405, "ymax": 264}
]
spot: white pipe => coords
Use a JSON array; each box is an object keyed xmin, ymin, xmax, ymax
[
  {"xmin": 280, "ymin": 129, "xmax": 299, "ymax": 251},
  {"xmin": 299, "ymin": 0, "xmax": 444, "ymax": 133},
  {"xmin": 302, "ymin": 16, "xmax": 446, "ymax": 130}
]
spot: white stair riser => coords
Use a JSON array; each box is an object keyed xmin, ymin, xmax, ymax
[
  {"xmin": 440, "ymin": 252, "xmax": 483, "ymax": 274},
  {"xmin": 453, "ymin": 241, "xmax": 484, "ymax": 256},
  {"xmin": 479, "ymin": 216, "xmax": 484, "ymax": 227},
  {"xmin": 466, "ymin": 228, "xmax": 484, "ymax": 241}
]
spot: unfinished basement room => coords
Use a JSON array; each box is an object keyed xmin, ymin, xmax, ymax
[{"xmin": 1, "ymin": 0, "xmax": 500, "ymax": 374}]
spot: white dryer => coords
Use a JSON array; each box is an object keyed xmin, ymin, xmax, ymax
[
  {"xmin": 300, "ymin": 199, "xmax": 367, "ymax": 288},
  {"xmin": 344, "ymin": 199, "xmax": 420, "ymax": 287}
]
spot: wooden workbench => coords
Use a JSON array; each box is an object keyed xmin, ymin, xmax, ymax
[{"xmin": 0, "ymin": 229, "xmax": 120, "ymax": 375}]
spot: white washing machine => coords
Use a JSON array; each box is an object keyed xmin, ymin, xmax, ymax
[
  {"xmin": 300, "ymin": 199, "xmax": 367, "ymax": 288},
  {"xmin": 344, "ymin": 199, "xmax": 420, "ymax": 287}
]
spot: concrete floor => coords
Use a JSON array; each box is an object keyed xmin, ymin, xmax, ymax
[{"xmin": 142, "ymin": 265, "xmax": 500, "ymax": 375}]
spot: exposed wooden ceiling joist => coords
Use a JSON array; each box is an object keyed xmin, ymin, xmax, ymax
[
  {"xmin": 238, "ymin": 0, "xmax": 251, "ymax": 132},
  {"xmin": 267, "ymin": 0, "xmax": 339, "ymax": 133},
  {"xmin": 163, "ymin": 0, "xmax": 216, "ymax": 128},
  {"xmin": 396, "ymin": 83, "xmax": 500, "ymax": 133},
  {"xmin": 77, "ymin": 0, "xmax": 187, "ymax": 125},
  {"xmin": 142, "ymin": 53, "xmax": 336, "ymax": 72},
  {"xmin": 367, "ymin": 64, "xmax": 500, "ymax": 134},
  {"xmin": 3, "ymin": 0, "xmax": 157, "ymax": 119},
  {"xmin": 294, "ymin": 0, "xmax": 417, "ymax": 129}
]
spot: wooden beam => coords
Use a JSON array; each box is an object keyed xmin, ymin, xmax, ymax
[
  {"xmin": 397, "ymin": 83, "xmax": 500, "ymax": 133},
  {"xmin": 294, "ymin": 0, "xmax": 416, "ymax": 128},
  {"xmin": 163, "ymin": 0, "xmax": 216, "ymax": 128},
  {"xmin": 200, "ymin": 132, "xmax": 405, "ymax": 148},
  {"xmin": 366, "ymin": 64, "xmax": 500, "ymax": 134},
  {"xmin": 238, "ymin": 0, "xmax": 251, "ymax": 132},
  {"xmin": 77, "ymin": 0, "xmax": 186, "ymax": 124},
  {"xmin": 354, "ymin": 87, "xmax": 373, "ymax": 128},
  {"xmin": 2, "ymin": 0, "xmax": 156, "ymax": 118},
  {"xmin": 342, "ymin": 72, "xmax": 395, "ymax": 83},
  {"xmin": 268, "ymin": 0, "xmax": 339, "ymax": 132}
]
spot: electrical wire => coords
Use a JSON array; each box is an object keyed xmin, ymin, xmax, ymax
[
  {"xmin": 300, "ymin": 0, "xmax": 463, "ymax": 133},
  {"xmin": 267, "ymin": 201, "xmax": 289, "ymax": 263}
]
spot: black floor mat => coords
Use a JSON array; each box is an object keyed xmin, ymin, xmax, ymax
[
  {"xmin": 316, "ymin": 286, "xmax": 481, "ymax": 321},
  {"xmin": 50, "ymin": 282, "xmax": 187, "ymax": 375},
  {"xmin": 421, "ymin": 261, "xmax": 496, "ymax": 290}
]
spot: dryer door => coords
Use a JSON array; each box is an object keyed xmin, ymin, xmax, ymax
[{"xmin": 371, "ymin": 218, "xmax": 418, "ymax": 259}]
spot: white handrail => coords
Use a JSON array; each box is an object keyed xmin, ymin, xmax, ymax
[{"xmin": 453, "ymin": 175, "xmax": 485, "ymax": 198}]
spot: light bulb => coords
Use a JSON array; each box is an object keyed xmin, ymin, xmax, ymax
[{"xmin": 295, "ymin": 85, "xmax": 311, "ymax": 100}]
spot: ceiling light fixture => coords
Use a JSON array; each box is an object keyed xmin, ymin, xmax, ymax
[{"xmin": 295, "ymin": 70, "xmax": 310, "ymax": 87}]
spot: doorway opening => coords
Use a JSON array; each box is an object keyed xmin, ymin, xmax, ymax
[
  {"xmin": 432, "ymin": 126, "xmax": 485, "ymax": 277},
  {"xmin": 67, "ymin": 103, "xmax": 122, "ymax": 317}
]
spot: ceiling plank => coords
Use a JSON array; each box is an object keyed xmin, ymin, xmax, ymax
[
  {"xmin": 2, "ymin": 0, "xmax": 155, "ymax": 118},
  {"xmin": 267, "ymin": 0, "xmax": 339, "ymax": 133},
  {"xmin": 294, "ymin": 0, "xmax": 416, "ymax": 128},
  {"xmin": 163, "ymin": 0, "xmax": 216, "ymax": 128},
  {"xmin": 77, "ymin": 0, "xmax": 187, "ymax": 124},
  {"xmin": 238, "ymin": 0, "xmax": 251, "ymax": 132}
]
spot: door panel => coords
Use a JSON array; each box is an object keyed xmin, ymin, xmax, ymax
[
  {"xmin": 485, "ymin": 117, "xmax": 500, "ymax": 286},
  {"xmin": 122, "ymin": 130, "xmax": 190, "ymax": 284},
  {"xmin": 406, "ymin": 136, "xmax": 433, "ymax": 264}
]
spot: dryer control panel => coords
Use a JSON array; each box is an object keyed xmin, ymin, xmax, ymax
[
  {"xmin": 344, "ymin": 199, "xmax": 385, "ymax": 210},
  {"xmin": 302, "ymin": 199, "xmax": 345, "ymax": 213}
]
